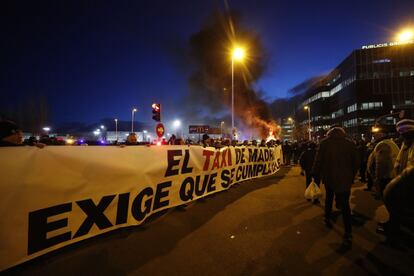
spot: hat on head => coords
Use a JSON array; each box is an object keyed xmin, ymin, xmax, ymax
[
  {"xmin": 327, "ymin": 126, "xmax": 346, "ymax": 137},
  {"xmin": 396, "ymin": 119, "xmax": 414, "ymax": 134},
  {"xmin": 0, "ymin": 120, "xmax": 20, "ymax": 140}
]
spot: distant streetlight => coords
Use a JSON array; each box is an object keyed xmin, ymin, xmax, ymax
[
  {"xmin": 397, "ymin": 28, "xmax": 414, "ymax": 43},
  {"xmin": 100, "ymin": 125, "xmax": 105, "ymax": 129},
  {"xmin": 304, "ymin": 106, "xmax": 311, "ymax": 141},
  {"xmin": 131, "ymin": 107, "xmax": 137, "ymax": 133},
  {"xmin": 231, "ymin": 46, "xmax": 246, "ymax": 136},
  {"xmin": 173, "ymin": 119, "xmax": 181, "ymax": 128},
  {"xmin": 173, "ymin": 119, "xmax": 182, "ymax": 137},
  {"xmin": 114, "ymin": 119, "xmax": 118, "ymax": 141},
  {"xmin": 143, "ymin": 129, "xmax": 147, "ymax": 142},
  {"xmin": 43, "ymin": 127, "xmax": 51, "ymax": 132},
  {"xmin": 220, "ymin": 121, "xmax": 225, "ymax": 137}
]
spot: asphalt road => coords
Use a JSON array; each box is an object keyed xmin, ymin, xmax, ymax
[{"xmin": 7, "ymin": 166, "xmax": 414, "ymax": 276}]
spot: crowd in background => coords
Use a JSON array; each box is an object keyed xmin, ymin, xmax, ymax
[{"xmin": 290, "ymin": 120, "xmax": 414, "ymax": 251}]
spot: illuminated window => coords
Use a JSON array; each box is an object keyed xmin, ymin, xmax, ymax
[
  {"xmin": 347, "ymin": 103, "xmax": 357, "ymax": 113},
  {"xmin": 372, "ymin": 58, "xmax": 391, "ymax": 64},
  {"xmin": 360, "ymin": 102, "xmax": 382, "ymax": 110}
]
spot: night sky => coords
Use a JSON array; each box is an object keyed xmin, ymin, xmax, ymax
[{"xmin": 2, "ymin": 0, "xmax": 414, "ymax": 127}]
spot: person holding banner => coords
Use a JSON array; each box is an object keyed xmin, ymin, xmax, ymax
[{"xmin": 313, "ymin": 127, "xmax": 359, "ymax": 251}]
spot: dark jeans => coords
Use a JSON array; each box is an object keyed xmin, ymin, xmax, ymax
[
  {"xmin": 360, "ymin": 162, "xmax": 367, "ymax": 181},
  {"xmin": 325, "ymin": 187, "xmax": 352, "ymax": 236},
  {"xmin": 377, "ymin": 178, "xmax": 392, "ymax": 197},
  {"xmin": 367, "ymin": 173, "xmax": 373, "ymax": 190},
  {"xmin": 305, "ymin": 172, "xmax": 320, "ymax": 188}
]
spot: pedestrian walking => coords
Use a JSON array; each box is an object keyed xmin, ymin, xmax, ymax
[
  {"xmin": 378, "ymin": 119, "xmax": 414, "ymax": 240},
  {"xmin": 313, "ymin": 127, "xmax": 360, "ymax": 250},
  {"xmin": 367, "ymin": 128, "xmax": 399, "ymax": 198},
  {"xmin": 299, "ymin": 142, "xmax": 321, "ymax": 203}
]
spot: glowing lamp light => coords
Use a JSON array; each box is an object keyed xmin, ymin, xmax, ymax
[
  {"xmin": 372, "ymin": 126, "xmax": 381, "ymax": 133},
  {"xmin": 43, "ymin": 127, "xmax": 51, "ymax": 132},
  {"xmin": 66, "ymin": 138, "xmax": 74, "ymax": 145},
  {"xmin": 397, "ymin": 29, "xmax": 414, "ymax": 43},
  {"xmin": 156, "ymin": 141, "xmax": 161, "ymax": 146},
  {"xmin": 304, "ymin": 106, "xmax": 309, "ymax": 110},
  {"xmin": 232, "ymin": 47, "xmax": 245, "ymax": 61},
  {"xmin": 173, "ymin": 119, "xmax": 181, "ymax": 128}
]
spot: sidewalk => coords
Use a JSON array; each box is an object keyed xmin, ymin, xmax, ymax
[{"xmin": 8, "ymin": 166, "xmax": 414, "ymax": 275}]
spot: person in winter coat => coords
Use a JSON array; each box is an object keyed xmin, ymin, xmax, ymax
[
  {"xmin": 300, "ymin": 142, "xmax": 320, "ymax": 187},
  {"xmin": 313, "ymin": 127, "xmax": 360, "ymax": 249},
  {"xmin": 300, "ymin": 142, "xmax": 321, "ymax": 203},
  {"xmin": 377, "ymin": 119, "xmax": 414, "ymax": 238},
  {"xmin": 367, "ymin": 128, "xmax": 399, "ymax": 198}
]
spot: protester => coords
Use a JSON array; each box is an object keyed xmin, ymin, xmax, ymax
[
  {"xmin": 168, "ymin": 134, "xmax": 176, "ymax": 145},
  {"xmin": 299, "ymin": 142, "xmax": 321, "ymax": 197},
  {"xmin": 313, "ymin": 127, "xmax": 359, "ymax": 250},
  {"xmin": 0, "ymin": 120, "xmax": 23, "ymax": 146},
  {"xmin": 282, "ymin": 141, "xmax": 292, "ymax": 165},
  {"xmin": 377, "ymin": 119, "xmax": 414, "ymax": 239},
  {"xmin": 357, "ymin": 140, "xmax": 369, "ymax": 182},
  {"xmin": 125, "ymin": 133, "xmax": 138, "ymax": 145},
  {"xmin": 364, "ymin": 140, "xmax": 376, "ymax": 191},
  {"xmin": 367, "ymin": 128, "xmax": 399, "ymax": 198}
]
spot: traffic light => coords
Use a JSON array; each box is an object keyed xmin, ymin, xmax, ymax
[{"xmin": 152, "ymin": 103, "xmax": 161, "ymax": 122}]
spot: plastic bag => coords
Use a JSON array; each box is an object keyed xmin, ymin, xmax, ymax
[{"xmin": 304, "ymin": 181, "xmax": 322, "ymax": 200}]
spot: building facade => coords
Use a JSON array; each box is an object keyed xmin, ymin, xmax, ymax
[{"xmin": 295, "ymin": 41, "xmax": 414, "ymax": 139}]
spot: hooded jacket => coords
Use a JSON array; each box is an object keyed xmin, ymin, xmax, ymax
[{"xmin": 312, "ymin": 127, "xmax": 360, "ymax": 192}]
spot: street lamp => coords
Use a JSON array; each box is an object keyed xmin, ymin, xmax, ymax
[
  {"xmin": 304, "ymin": 106, "xmax": 311, "ymax": 141},
  {"xmin": 231, "ymin": 46, "xmax": 245, "ymax": 135},
  {"xmin": 220, "ymin": 121, "xmax": 225, "ymax": 138},
  {"xmin": 397, "ymin": 28, "xmax": 413, "ymax": 43},
  {"xmin": 114, "ymin": 119, "xmax": 118, "ymax": 141},
  {"xmin": 173, "ymin": 119, "xmax": 181, "ymax": 137},
  {"xmin": 42, "ymin": 127, "xmax": 51, "ymax": 133},
  {"xmin": 131, "ymin": 107, "xmax": 137, "ymax": 133}
]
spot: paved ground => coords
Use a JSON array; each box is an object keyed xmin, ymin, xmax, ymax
[{"xmin": 7, "ymin": 166, "xmax": 414, "ymax": 275}]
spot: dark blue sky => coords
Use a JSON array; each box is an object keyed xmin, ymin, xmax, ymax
[{"xmin": 2, "ymin": 0, "xmax": 414, "ymax": 125}]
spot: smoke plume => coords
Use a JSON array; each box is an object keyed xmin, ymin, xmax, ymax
[{"xmin": 186, "ymin": 10, "xmax": 278, "ymax": 138}]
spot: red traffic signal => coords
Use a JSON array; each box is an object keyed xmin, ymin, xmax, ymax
[{"xmin": 152, "ymin": 103, "xmax": 161, "ymax": 122}]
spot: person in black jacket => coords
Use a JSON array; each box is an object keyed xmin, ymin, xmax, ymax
[
  {"xmin": 299, "ymin": 142, "xmax": 320, "ymax": 187},
  {"xmin": 300, "ymin": 142, "xmax": 321, "ymax": 203},
  {"xmin": 313, "ymin": 127, "xmax": 360, "ymax": 250}
]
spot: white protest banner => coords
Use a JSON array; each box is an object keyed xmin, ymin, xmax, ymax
[{"xmin": 0, "ymin": 145, "xmax": 282, "ymax": 271}]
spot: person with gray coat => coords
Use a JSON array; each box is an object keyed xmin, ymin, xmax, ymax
[{"xmin": 313, "ymin": 127, "xmax": 360, "ymax": 249}]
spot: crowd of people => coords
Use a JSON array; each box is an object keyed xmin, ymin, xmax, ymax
[{"xmin": 291, "ymin": 120, "xmax": 414, "ymax": 251}]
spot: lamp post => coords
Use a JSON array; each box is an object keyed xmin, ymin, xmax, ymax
[
  {"xmin": 173, "ymin": 119, "xmax": 181, "ymax": 138},
  {"xmin": 304, "ymin": 106, "xmax": 311, "ymax": 141},
  {"xmin": 143, "ymin": 130, "xmax": 147, "ymax": 142},
  {"xmin": 131, "ymin": 107, "xmax": 137, "ymax": 133},
  {"xmin": 231, "ymin": 46, "xmax": 245, "ymax": 136},
  {"xmin": 114, "ymin": 119, "xmax": 118, "ymax": 141}
]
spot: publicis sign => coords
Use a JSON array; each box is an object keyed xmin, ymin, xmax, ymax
[
  {"xmin": 361, "ymin": 40, "xmax": 414, "ymax": 49},
  {"xmin": 189, "ymin": 125, "xmax": 209, "ymax": 134},
  {"xmin": 0, "ymin": 145, "xmax": 282, "ymax": 271}
]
